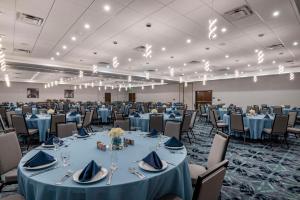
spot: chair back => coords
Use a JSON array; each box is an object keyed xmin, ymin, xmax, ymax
[
  {"xmin": 129, "ymin": 108, "xmax": 136, "ymax": 115},
  {"xmin": 207, "ymin": 132, "xmax": 230, "ymax": 169},
  {"xmin": 92, "ymin": 109, "xmax": 98, "ymax": 120},
  {"xmin": 50, "ymin": 114, "xmax": 66, "ymax": 134},
  {"xmin": 271, "ymin": 114, "xmax": 289, "ymax": 135},
  {"xmin": 6, "ymin": 111, "xmax": 16, "ymax": 128},
  {"xmin": 273, "ymin": 106, "xmax": 282, "ymax": 115},
  {"xmin": 288, "ymin": 111, "xmax": 297, "ymax": 127},
  {"xmin": 209, "ymin": 110, "xmax": 217, "ymax": 127},
  {"xmin": 11, "ymin": 115, "xmax": 28, "ymax": 135},
  {"xmin": 230, "ymin": 114, "xmax": 244, "ymax": 132},
  {"xmin": 212, "ymin": 110, "xmax": 220, "ymax": 121},
  {"xmin": 164, "ymin": 121, "xmax": 181, "ymax": 140},
  {"xmin": 82, "ymin": 111, "xmax": 93, "ymax": 127},
  {"xmin": 0, "ymin": 107, "xmax": 6, "ymax": 121},
  {"xmin": 114, "ymin": 111, "xmax": 124, "ymax": 120},
  {"xmin": 57, "ymin": 123, "xmax": 77, "ymax": 138},
  {"xmin": 22, "ymin": 106, "xmax": 32, "ymax": 114},
  {"xmin": 181, "ymin": 114, "xmax": 192, "ymax": 132},
  {"xmin": 189, "ymin": 111, "xmax": 197, "ymax": 129},
  {"xmin": 80, "ymin": 106, "xmax": 85, "ymax": 115},
  {"xmin": 0, "ymin": 114, "xmax": 5, "ymax": 131},
  {"xmin": 157, "ymin": 107, "xmax": 166, "ymax": 113},
  {"xmin": 246, "ymin": 106, "xmax": 252, "ymax": 113},
  {"xmin": 193, "ymin": 160, "xmax": 229, "ymax": 200},
  {"xmin": 177, "ymin": 109, "xmax": 185, "ymax": 116},
  {"xmin": 149, "ymin": 114, "xmax": 164, "ymax": 132},
  {"xmin": 114, "ymin": 119, "xmax": 130, "ymax": 131},
  {"xmin": 0, "ymin": 132, "xmax": 22, "ymax": 175}
]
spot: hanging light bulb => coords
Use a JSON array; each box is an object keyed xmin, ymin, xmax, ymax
[
  {"xmin": 170, "ymin": 68, "xmax": 174, "ymax": 77},
  {"xmin": 98, "ymin": 87, "xmax": 101, "ymax": 91},
  {"xmin": 128, "ymin": 75, "xmax": 132, "ymax": 82},
  {"xmin": 253, "ymin": 75, "xmax": 257, "ymax": 83},
  {"xmin": 143, "ymin": 44, "xmax": 152, "ymax": 59},
  {"xmin": 290, "ymin": 72, "xmax": 294, "ymax": 80},
  {"xmin": 79, "ymin": 70, "xmax": 83, "ymax": 78},
  {"xmin": 91, "ymin": 82, "xmax": 94, "ymax": 88},
  {"xmin": 235, "ymin": 70, "xmax": 239, "ymax": 78},
  {"xmin": 99, "ymin": 81, "xmax": 103, "ymax": 86},
  {"xmin": 111, "ymin": 85, "xmax": 114, "ymax": 90},
  {"xmin": 79, "ymin": 85, "xmax": 82, "ymax": 89},
  {"xmin": 145, "ymin": 72, "xmax": 150, "ymax": 80},
  {"xmin": 4, "ymin": 74, "xmax": 10, "ymax": 87},
  {"xmin": 92, "ymin": 65, "xmax": 98, "ymax": 73},
  {"xmin": 204, "ymin": 61, "xmax": 210, "ymax": 71},
  {"xmin": 104, "ymin": 85, "xmax": 107, "ymax": 90},
  {"xmin": 161, "ymin": 79, "xmax": 164, "ymax": 84},
  {"xmin": 112, "ymin": 57, "xmax": 119, "ymax": 68},
  {"xmin": 184, "ymin": 81, "xmax": 188, "ymax": 87},
  {"xmin": 84, "ymin": 83, "xmax": 88, "ymax": 88},
  {"xmin": 203, "ymin": 74, "xmax": 207, "ymax": 86},
  {"xmin": 74, "ymin": 85, "xmax": 77, "ymax": 90},
  {"xmin": 179, "ymin": 76, "xmax": 183, "ymax": 83},
  {"xmin": 44, "ymin": 84, "xmax": 47, "ymax": 89},
  {"xmin": 125, "ymin": 86, "xmax": 128, "ymax": 91},
  {"xmin": 151, "ymin": 84, "xmax": 155, "ymax": 89},
  {"xmin": 141, "ymin": 85, "xmax": 144, "ymax": 90},
  {"xmin": 278, "ymin": 65, "xmax": 284, "ymax": 74},
  {"xmin": 257, "ymin": 50, "xmax": 264, "ymax": 64}
]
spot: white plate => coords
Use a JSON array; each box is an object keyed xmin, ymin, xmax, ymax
[
  {"xmin": 72, "ymin": 168, "xmax": 108, "ymax": 184},
  {"xmin": 74, "ymin": 133, "xmax": 91, "ymax": 138},
  {"xmin": 41, "ymin": 143, "xmax": 55, "ymax": 148},
  {"xmin": 23, "ymin": 159, "xmax": 57, "ymax": 170},
  {"xmin": 138, "ymin": 160, "xmax": 168, "ymax": 172},
  {"xmin": 164, "ymin": 145, "xmax": 184, "ymax": 150}
]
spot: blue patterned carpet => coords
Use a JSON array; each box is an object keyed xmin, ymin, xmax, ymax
[
  {"xmin": 1, "ymin": 122, "xmax": 300, "ymax": 200},
  {"xmin": 184, "ymin": 121, "xmax": 300, "ymax": 200}
]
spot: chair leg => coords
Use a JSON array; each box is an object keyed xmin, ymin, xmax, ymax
[
  {"xmin": 284, "ymin": 135, "xmax": 289, "ymax": 148},
  {"xmin": 186, "ymin": 132, "xmax": 192, "ymax": 144},
  {"xmin": 243, "ymin": 131, "xmax": 246, "ymax": 144},
  {"xmin": 0, "ymin": 182, "xmax": 4, "ymax": 192},
  {"xmin": 209, "ymin": 127, "xmax": 213, "ymax": 135}
]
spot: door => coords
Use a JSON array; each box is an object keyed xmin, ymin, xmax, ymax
[
  {"xmin": 195, "ymin": 90, "xmax": 212, "ymax": 108},
  {"xmin": 129, "ymin": 93, "xmax": 136, "ymax": 102},
  {"xmin": 105, "ymin": 93, "xmax": 111, "ymax": 103}
]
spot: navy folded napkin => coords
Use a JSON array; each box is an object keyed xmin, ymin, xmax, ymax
[
  {"xmin": 142, "ymin": 151, "xmax": 163, "ymax": 169},
  {"xmin": 78, "ymin": 160, "xmax": 101, "ymax": 182},
  {"xmin": 242, "ymin": 113, "xmax": 246, "ymax": 117},
  {"xmin": 292, "ymin": 107, "xmax": 297, "ymax": 110},
  {"xmin": 30, "ymin": 114, "xmax": 38, "ymax": 119},
  {"xmin": 44, "ymin": 136, "xmax": 63, "ymax": 146},
  {"xmin": 79, "ymin": 128, "xmax": 88, "ymax": 136},
  {"xmin": 172, "ymin": 107, "xmax": 176, "ymax": 111},
  {"xmin": 134, "ymin": 113, "xmax": 140, "ymax": 118},
  {"xmin": 227, "ymin": 111, "xmax": 232, "ymax": 115},
  {"xmin": 264, "ymin": 114, "xmax": 270, "ymax": 119},
  {"xmin": 164, "ymin": 137, "xmax": 183, "ymax": 147},
  {"xmin": 130, "ymin": 112, "xmax": 136, "ymax": 116},
  {"xmin": 175, "ymin": 112, "xmax": 181, "ymax": 116},
  {"xmin": 23, "ymin": 151, "xmax": 55, "ymax": 168},
  {"xmin": 70, "ymin": 111, "xmax": 78, "ymax": 116},
  {"xmin": 169, "ymin": 113, "xmax": 176, "ymax": 119}
]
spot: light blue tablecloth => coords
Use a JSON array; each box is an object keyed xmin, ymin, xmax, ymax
[
  {"xmin": 129, "ymin": 113, "xmax": 182, "ymax": 132},
  {"xmin": 18, "ymin": 132, "xmax": 193, "ymax": 200},
  {"xmin": 223, "ymin": 114, "xmax": 273, "ymax": 140},
  {"xmin": 26, "ymin": 114, "xmax": 81, "ymax": 142},
  {"xmin": 15, "ymin": 108, "xmax": 38, "ymax": 115},
  {"xmin": 97, "ymin": 108, "xmax": 111, "ymax": 123},
  {"xmin": 217, "ymin": 109, "xmax": 227, "ymax": 120}
]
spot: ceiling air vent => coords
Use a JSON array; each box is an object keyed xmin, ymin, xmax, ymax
[
  {"xmin": 17, "ymin": 12, "xmax": 44, "ymax": 26},
  {"xmin": 189, "ymin": 60, "xmax": 201, "ymax": 64},
  {"xmin": 223, "ymin": 5, "xmax": 253, "ymax": 21},
  {"xmin": 134, "ymin": 45, "xmax": 145, "ymax": 52},
  {"xmin": 14, "ymin": 48, "xmax": 31, "ymax": 54},
  {"xmin": 266, "ymin": 43, "xmax": 284, "ymax": 50}
]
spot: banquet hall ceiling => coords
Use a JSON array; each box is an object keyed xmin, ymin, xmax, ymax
[{"xmin": 0, "ymin": 0, "xmax": 300, "ymax": 86}]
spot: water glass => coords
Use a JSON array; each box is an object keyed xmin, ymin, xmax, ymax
[
  {"xmin": 53, "ymin": 137, "xmax": 60, "ymax": 151},
  {"xmin": 72, "ymin": 130, "xmax": 78, "ymax": 140},
  {"xmin": 60, "ymin": 151, "xmax": 70, "ymax": 167},
  {"xmin": 110, "ymin": 151, "xmax": 118, "ymax": 167}
]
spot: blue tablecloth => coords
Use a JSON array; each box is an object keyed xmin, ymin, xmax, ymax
[
  {"xmin": 18, "ymin": 132, "xmax": 193, "ymax": 200},
  {"xmin": 223, "ymin": 114, "xmax": 273, "ymax": 140},
  {"xmin": 97, "ymin": 108, "xmax": 111, "ymax": 123},
  {"xmin": 26, "ymin": 114, "xmax": 81, "ymax": 142},
  {"xmin": 217, "ymin": 109, "xmax": 227, "ymax": 120},
  {"xmin": 15, "ymin": 108, "xmax": 38, "ymax": 115},
  {"xmin": 129, "ymin": 113, "xmax": 182, "ymax": 132}
]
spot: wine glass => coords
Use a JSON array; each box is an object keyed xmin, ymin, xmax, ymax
[
  {"xmin": 60, "ymin": 151, "xmax": 70, "ymax": 167},
  {"xmin": 53, "ymin": 137, "xmax": 60, "ymax": 151}
]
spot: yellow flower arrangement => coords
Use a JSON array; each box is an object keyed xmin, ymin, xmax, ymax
[
  {"xmin": 47, "ymin": 109, "xmax": 55, "ymax": 114},
  {"xmin": 108, "ymin": 128, "xmax": 124, "ymax": 138},
  {"xmin": 151, "ymin": 109, "xmax": 158, "ymax": 114}
]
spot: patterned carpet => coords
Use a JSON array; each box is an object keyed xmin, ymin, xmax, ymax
[
  {"xmin": 1, "ymin": 121, "xmax": 300, "ymax": 200},
  {"xmin": 184, "ymin": 121, "xmax": 300, "ymax": 200}
]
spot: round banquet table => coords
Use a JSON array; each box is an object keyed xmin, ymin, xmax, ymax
[
  {"xmin": 25, "ymin": 114, "xmax": 81, "ymax": 142},
  {"xmin": 97, "ymin": 108, "xmax": 111, "ymax": 123},
  {"xmin": 18, "ymin": 131, "xmax": 193, "ymax": 200},
  {"xmin": 129, "ymin": 113, "xmax": 182, "ymax": 132},
  {"xmin": 223, "ymin": 114, "xmax": 274, "ymax": 140}
]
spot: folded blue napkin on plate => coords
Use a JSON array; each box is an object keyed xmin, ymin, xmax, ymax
[
  {"xmin": 175, "ymin": 112, "xmax": 181, "ymax": 116},
  {"xmin": 134, "ymin": 113, "xmax": 140, "ymax": 118},
  {"xmin": 79, "ymin": 160, "xmax": 101, "ymax": 182},
  {"xmin": 164, "ymin": 137, "xmax": 183, "ymax": 147},
  {"xmin": 30, "ymin": 114, "xmax": 38, "ymax": 119},
  {"xmin": 172, "ymin": 107, "xmax": 176, "ymax": 111},
  {"xmin": 69, "ymin": 111, "xmax": 77, "ymax": 116},
  {"xmin": 79, "ymin": 128, "xmax": 88, "ymax": 136},
  {"xmin": 44, "ymin": 136, "xmax": 64, "ymax": 146},
  {"xmin": 142, "ymin": 151, "xmax": 163, "ymax": 169},
  {"xmin": 169, "ymin": 113, "xmax": 175, "ymax": 119},
  {"xmin": 23, "ymin": 151, "xmax": 55, "ymax": 168},
  {"xmin": 264, "ymin": 114, "xmax": 270, "ymax": 119}
]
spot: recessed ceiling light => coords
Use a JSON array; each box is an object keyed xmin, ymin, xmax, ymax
[
  {"xmin": 272, "ymin": 60, "xmax": 276, "ymax": 64},
  {"xmin": 247, "ymin": 64, "xmax": 251, "ymax": 67},
  {"xmin": 194, "ymin": 71, "xmax": 198, "ymax": 74},
  {"xmin": 128, "ymin": 58, "xmax": 132, "ymax": 62},
  {"xmin": 62, "ymin": 45, "xmax": 67, "ymax": 50},
  {"xmin": 161, "ymin": 47, "xmax": 166, "ymax": 51},
  {"xmin": 84, "ymin": 23, "xmax": 90, "ymax": 29},
  {"xmin": 103, "ymin": 4, "xmax": 111, "ymax": 12},
  {"xmin": 272, "ymin": 10, "xmax": 280, "ymax": 17},
  {"xmin": 254, "ymin": 49, "xmax": 258, "ymax": 53},
  {"xmin": 50, "ymin": 57, "xmax": 54, "ymax": 60},
  {"xmin": 56, "ymin": 52, "xmax": 60, "ymax": 56},
  {"xmin": 71, "ymin": 36, "xmax": 77, "ymax": 41},
  {"xmin": 183, "ymin": 63, "xmax": 187, "ymax": 66},
  {"xmin": 259, "ymin": 69, "xmax": 263, "ymax": 72},
  {"xmin": 168, "ymin": 66, "xmax": 171, "ymax": 69},
  {"xmin": 225, "ymin": 54, "xmax": 229, "ymax": 58},
  {"xmin": 293, "ymin": 41, "xmax": 298, "ymax": 46},
  {"xmin": 186, "ymin": 39, "xmax": 191, "ymax": 44},
  {"xmin": 202, "ymin": 59, "xmax": 205, "ymax": 62},
  {"xmin": 221, "ymin": 28, "xmax": 227, "ymax": 33},
  {"xmin": 226, "ymin": 67, "xmax": 230, "ymax": 70}
]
